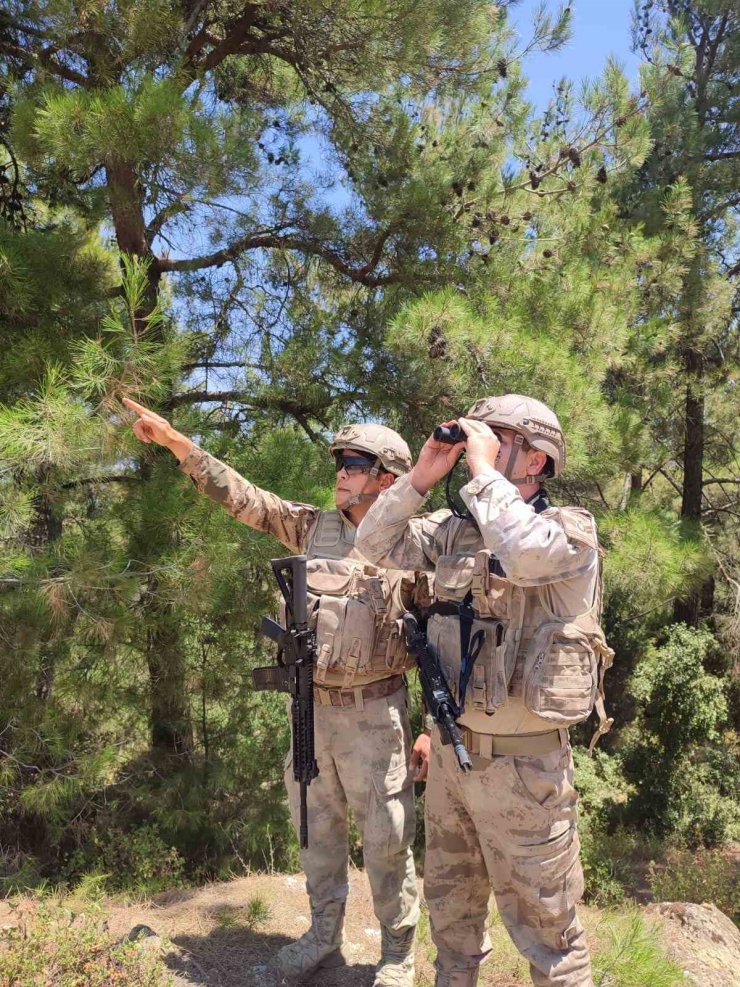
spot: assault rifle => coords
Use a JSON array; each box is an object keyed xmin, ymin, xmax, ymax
[
  {"xmin": 252, "ymin": 555, "xmax": 319, "ymax": 848},
  {"xmin": 402, "ymin": 613, "xmax": 472, "ymax": 772}
]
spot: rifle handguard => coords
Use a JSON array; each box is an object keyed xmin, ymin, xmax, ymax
[{"xmin": 402, "ymin": 611, "xmax": 472, "ymax": 772}]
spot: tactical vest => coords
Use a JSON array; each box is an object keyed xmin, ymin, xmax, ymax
[
  {"xmin": 303, "ymin": 510, "xmax": 416, "ymax": 688},
  {"xmin": 427, "ymin": 506, "xmax": 614, "ymax": 743}
]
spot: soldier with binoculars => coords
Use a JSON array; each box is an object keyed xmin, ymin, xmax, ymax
[{"xmin": 357, "ymin": 395, "xmax": 614, "ymax": 987}]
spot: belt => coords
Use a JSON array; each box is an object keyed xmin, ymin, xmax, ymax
[
  {"xmin": 460, "ymin": 727, "xmax": 568, "ymax": 758},
  {"xmin": 313, "ymin": 674, "xmax": 405, "ymax": 709}
]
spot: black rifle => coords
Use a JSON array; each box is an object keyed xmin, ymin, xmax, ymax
[
  {"xmin": 252, "ymin": 555, "xmax": 319, "ymax": 848},
  {"xmin": 402, "ymin": 613, "xmax": 472, "ymax": 772}
]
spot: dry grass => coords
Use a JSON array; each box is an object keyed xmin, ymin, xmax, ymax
[{"xmin": 0, "ymin": 870, "xmax": 693, "ymax": 987}]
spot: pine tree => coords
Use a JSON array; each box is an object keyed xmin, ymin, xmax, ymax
[{"xmin": 620, "ymin": 0, "xmax": 740, "ymax": 627}]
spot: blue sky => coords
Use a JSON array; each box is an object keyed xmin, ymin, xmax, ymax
[
  {"xmin": 163, "ymin": 2, "xmax": 645, "ymax": 259},
  {"xmin": 512, "ymin": 0, "xmax": 641, "ymax": 109}
]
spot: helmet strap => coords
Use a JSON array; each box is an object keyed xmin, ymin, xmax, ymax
[
  {"xmin": 338, "ymin": 458, "xmax": 381, "ymax": 511},
  {"xmin": 501, "ymin": 434, "xmax": 525, "ymax": 481},
  {"xmin": 502, "ymin": 434, "xmax": 551, "ymax": 484},
  {"xmin": 507, "ymin": 470, "xmax": 551, "ymax": 484}
]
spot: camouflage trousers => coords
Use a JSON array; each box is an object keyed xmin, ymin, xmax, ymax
[
  {"xmin": 425, "ymin": 730, "xmax": 592, "ymax": 987},
  {"xmin": 284, "ymin": 684, "xmax": 420, "ymax": 934}
]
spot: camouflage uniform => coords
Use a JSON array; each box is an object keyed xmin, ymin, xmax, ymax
[
  {"xmin": 179, "ymin": 437, "xmax": 420, "ymax": 984},
  {"xmin": 356, "ymin": 397, "xmax": 614, "ymax": 987}
]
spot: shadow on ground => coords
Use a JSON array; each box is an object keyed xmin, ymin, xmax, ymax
[{"xmin": 163, "ymin": 927, "xmax": 376, "ymax": 987}]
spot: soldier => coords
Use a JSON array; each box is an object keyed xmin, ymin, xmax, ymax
[
  {"xmin": 123, "ymin": 398, "xmax": 421, "ymax": 987},
  {"xmin": 356, "ymin": 395, "xmax": 614, "ymax": 987}
]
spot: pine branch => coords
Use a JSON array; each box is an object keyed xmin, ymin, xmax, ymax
[
  {"xmin": 703, "ymin": 150, "xmax": 740, "ymax": 161},
  {"xmin": 61, "ymin": 475, "xmax": 138, "ymax": 489},
  {"xmin": 0, "ymin": 33, "xmax": 90, "ymax": 86},
  {"xmin": 156, "ymin": 229, "xmax": 398, "ymax": 285}
]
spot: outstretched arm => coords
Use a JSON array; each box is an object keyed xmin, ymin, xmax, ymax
[{"xmin": 123, "ymin": 398, "xmax": 319, "ymax": 554}]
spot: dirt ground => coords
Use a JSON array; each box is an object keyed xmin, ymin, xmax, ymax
[
  {"xmin": 2, "ymin": 869, "xmax": 739, "ymax": 986},
  {"xmin": 104, "ymin": 869, "xmax": 416, "ymax": 987}
]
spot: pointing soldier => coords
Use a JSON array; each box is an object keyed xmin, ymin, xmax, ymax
[
  {"xmin": 356, "ymin": 395, "xmax": 614, "ymax": 987},
  {"xmin": 124, "ymin": 398, "xmax": 421, "ymax": 987}
]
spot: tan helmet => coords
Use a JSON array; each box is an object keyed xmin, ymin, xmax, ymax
[
  {"xmin": 466, "ymin": 394, "xmax": 566, "ymax": 480},
  {"xmin": 329, "ymin": 423, "xmax": 412, "ymax": 476}
]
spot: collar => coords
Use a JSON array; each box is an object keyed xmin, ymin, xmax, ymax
[{"xmin": 525, "ymin": 486, "xmax": 551, "ymax": 514}]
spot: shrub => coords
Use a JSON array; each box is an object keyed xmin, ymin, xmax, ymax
[
  {"xmin": 0, "ymin": 901, "xmax": 171, "ymax": 985},
  {"xmin": 573, "ymin": 747, "xmax": 634, "ymax": 904},
  {"xmin": 622, "ymin": 623, "xmax": 737, "ymax": 846},
  {"xmin": 592, "ymin": 908, "xmax": 685, "ymax": 987},
  {"xmin": 648, "ymin": 848, "xmax": 740, "ymax": 925},
  {"xmin": 94, "ymin": 825, "xmax": 185, "ymax": 894}
]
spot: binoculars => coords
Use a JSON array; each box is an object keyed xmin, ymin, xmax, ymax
[{"xmin": 433, "ymin": 423, "xmax": 464, "ymax": 444}]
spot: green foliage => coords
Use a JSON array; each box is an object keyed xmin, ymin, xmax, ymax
[
  {"xmin": 90, "ymin": 826, "xmax": 185, "ymax": 895},
  {"xmin": 0, "ymin": 901, "xmax": 171, "ymax": 986},
  {"xmin": 600, "ymin": 511, "xmax": 713, "ymax": 617},
  {"xmin": 648, "ymin": 848, "xmax": 740, "ymax": 926},
  {"xmin": 71, "ymin": 256, "xmax": 187, "ymax": 411},
  {"xmin": 213, "ymin": 895, "xmax": 271, "ymax": 931},
  {"xmin": 573, "ymin": 748, "xmax": 634, "ymax": 905},
  {"xmin": 631, "ymin": 624, "xmax": 727, "ymax": 752},
  {"xmin": 621, "ymin": 624, "xmax": 739, "ymax": 846},
  {"xmin": 592, "ymin": 908, "xmax": 685, "ymax": 987},
  {"xmin": 245, "ymin": 895, "xmax": 272, "ymax": 930}
]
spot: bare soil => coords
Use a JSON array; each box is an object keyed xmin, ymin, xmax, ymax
[{"xmin": 2, "ymin": 870, "xmax": 739, "ymax": 986}]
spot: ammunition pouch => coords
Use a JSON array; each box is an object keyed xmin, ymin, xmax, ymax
[
  {"xmin": 252, "ymin": 664, "xmax": 290, "ymax": 693},
  {"xmin": 307, "ymin": 558, "xmax": 411, "ymax": 687}
]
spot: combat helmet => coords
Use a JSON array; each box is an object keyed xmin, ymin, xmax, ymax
[
  {"xmin": 329, "ymin": 423, "xmax": 412, "ymax": 477},
  {"xmin": 466, "ymin": 394, "xmax": 565, "ymax": 483}
]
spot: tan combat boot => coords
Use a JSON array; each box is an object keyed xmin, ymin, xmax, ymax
[
  {"xmin": 273, "ymin": 899, "xmax": 346, "ymax": 981},
  {"xmin": 373, "ymin": 924, "xmax": 416, "ymax": 987},
  {"xmin": 433, "ymin": 970, "xmax": 480, "ymax": 987},
  {"xmin": 433, "ymin": 953, "xmax": 480, "ymax": 987}
]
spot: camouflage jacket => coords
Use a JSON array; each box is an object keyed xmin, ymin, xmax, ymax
[
  {"xmin": 356, "ymin": 468, "xmax": 612, "ymax": 737},
  {"xmin": 179, "ymin": 446, "xmax": 420, "ymax": 688}
]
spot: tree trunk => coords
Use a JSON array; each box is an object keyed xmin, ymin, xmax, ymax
[
  {"xmin": 28, "ymin": 470, "xmax": 63, "ymax": 702},
  {"xmin": 674, "ymin": 352, "xmax": 704, "ymax": 627},
  {"xmin": 146, "ymin": 601, "xmax": 194, "ymax": 759},
  {"xmin": 104, "ymin": 150, "xmax": 195, "ymax": 756}
]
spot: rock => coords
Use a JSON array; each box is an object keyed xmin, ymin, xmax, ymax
[
  {"xmin": 646, "ymin": 902, "xmax": 740, "ymax": 986},
  {"xmin": 124, "ymin": 924, "xmax": 205, "ymax": 986},
  {"xmin": 126, "ymin": 923, "xmax": 159, "ymax": 943}
]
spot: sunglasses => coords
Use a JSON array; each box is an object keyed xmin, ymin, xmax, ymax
[{"xmin": 333, "ymin": 452, "xmax": 376, "ymax": 474}]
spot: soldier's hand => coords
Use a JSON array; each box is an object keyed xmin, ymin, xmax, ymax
[
  {"xmin": 410, "ymin": 732, "xmax": 431, "ymax": 782},
  {"xmin": 409, "ymin": 422, "xmax": 465, "ymax": 496},
  {"xmin": 122, "ymin": 397, "xmax": 194, "ymax": 462},
  {"xmin": 459, "ymin": 417, "xmax": 500, "ymax": 477}
]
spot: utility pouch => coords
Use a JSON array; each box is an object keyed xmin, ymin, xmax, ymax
[
  {"xmin": 470, "ymin": 550, "xmax": 517, "ymax": 620},
  {"xmin": 522, "ymin": 621, "xmax": 598, "ymax": 725},
  {"xmin": 434, "ymin": 555, "xmax": 475, "ymax": 603},
  {"xmin": 427, "ymin": 612, "xmax": 508, "ymax": 715}
]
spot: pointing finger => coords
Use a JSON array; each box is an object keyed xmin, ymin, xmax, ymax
[{"xmin": 122, "ymin": 397, "xmax": 150, "ymax": 416}]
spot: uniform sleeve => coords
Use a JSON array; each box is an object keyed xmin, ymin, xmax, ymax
[
  {"xmin": 356, "ymin": 474, "xmax": 446, "ymax": 572},
  {"xmin": 179, "ymin": 446, "xmax": 320, "ymax": 555},
  {"xmin": 460, "ymin": 469, "xmax": 597, "ymax": 586}
]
